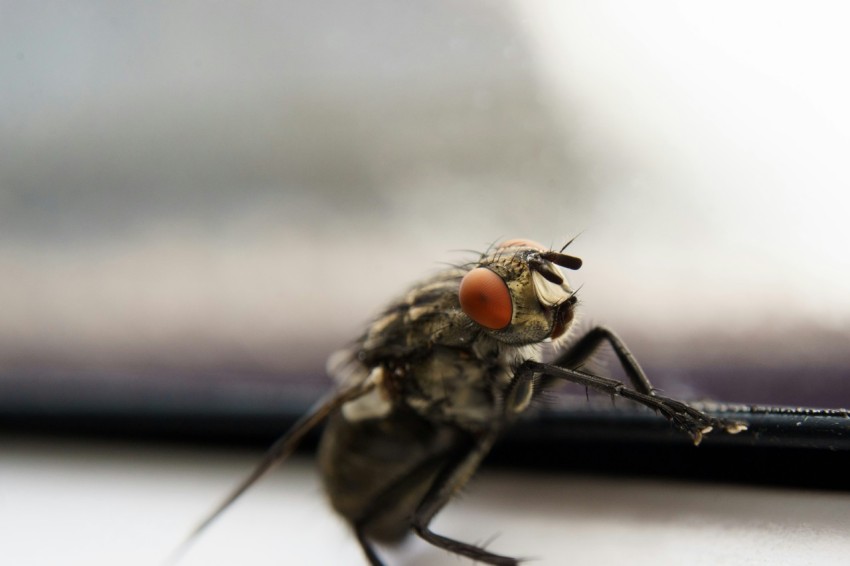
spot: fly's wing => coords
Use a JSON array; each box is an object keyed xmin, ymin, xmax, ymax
[
  {"xmin": 326, "ymin": 346, "xmax": 371, "ymax": 386},
  {"xmin": 167, "ymin": 378, "xmax": 377, "ymax": 565}
]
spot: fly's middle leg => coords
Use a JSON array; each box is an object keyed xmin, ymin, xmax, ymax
[
  {"xmin": 409, "ymin": 431, "xmax": 520, "ymax": 566},
  {"xmin": 353, "ymin": 523, "xmax": 384, "ymax": 566},
  {"xmin": 348, "ymin": 443, "xmax": 478, "ymax": 566}
]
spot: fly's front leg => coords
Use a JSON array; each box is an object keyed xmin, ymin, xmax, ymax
[
  {"xmin": 552, "ymin": 325, "xmax": 654, "ymax": 394},
  {"xmin": 410, "ymin": 430, "xmax": 521, "ymax": 566},
  {"xmin": 516, "ymin": 361, "xmax": 746, "ymax": 444}
]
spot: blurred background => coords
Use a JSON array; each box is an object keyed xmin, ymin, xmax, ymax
[
  {"xmin": 3, "ymin": 2, "xmax": 850, "ymax": 566},
  {"xmin": 2, "ymin": 1, "xmax": 849, "ymax": 411}
]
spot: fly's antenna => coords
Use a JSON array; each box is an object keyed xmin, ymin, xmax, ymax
[
  {"xmin": 528, "ymin": 256, "xmax": 565, "ymax": 284},
  {"xmin": 165, "ymin": 379, "xmax": 377, "ymax": 565},
  {"xmin": 540, "ymin": 251, "xmax": 582, "ymax": 271}
]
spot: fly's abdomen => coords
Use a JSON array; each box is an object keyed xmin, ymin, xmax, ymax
[{"xmin": 317, "ymin": 407, "xmax": 471, "ymax": 541}]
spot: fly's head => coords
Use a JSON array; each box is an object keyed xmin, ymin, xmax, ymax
[{"xmin": 458, "ymin": 238, "xmax": 581, "ymax": 345}]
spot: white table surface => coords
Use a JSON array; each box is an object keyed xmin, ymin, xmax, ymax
[{"xmin": 2, "ymin": 435, "xmax": 848, "ymax": 566}]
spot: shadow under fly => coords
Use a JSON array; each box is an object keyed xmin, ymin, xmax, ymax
[{"xmin": 173, "ymin": 238, "xmax": 746, "ymax": 566}]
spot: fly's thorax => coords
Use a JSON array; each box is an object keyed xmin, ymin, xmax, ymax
[
  {"xmin": 327, "ymin": 239, "xmax": 581, "ymax": 430},
  {"xmin": 331, "ymin": 338, "xmax": 537, "ymax": 431},
  {"xmin": 356, "ymin": 268, "xmax": 470, "ymax": 356}
]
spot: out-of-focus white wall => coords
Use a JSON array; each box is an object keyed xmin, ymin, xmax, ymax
[
  {"xmin": 516, "ymin": 2, "xmax": 850, "ymax": 369},
  {"xmin": 1, "ymin": 1, "xmax": 848, "ymax": 379}
]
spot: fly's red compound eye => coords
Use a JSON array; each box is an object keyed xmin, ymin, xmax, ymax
[{"xmin": 458, "ymin": 268, "xmax": 512, "ymax": 330}]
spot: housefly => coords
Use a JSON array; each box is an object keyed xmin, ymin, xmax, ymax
[{"xmin": 177, "ymin": 238, "xmax": 746, "ymax": 565}]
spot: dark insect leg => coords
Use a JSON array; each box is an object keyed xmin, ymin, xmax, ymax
[
  {"xmin": 551, "ymin": 325, "xmax": 654, "ymax": 394},
  {"xmin": 348, "ymin": 450, "xmax": 463, "ymax": 566},
  {"xmin": 409, "ymin": 431, "xmax": 521, "ymax": 566},
  {"xmin": 354, "ymin": 523, "xmax": 385, "ymax": 566},
  {"xmin": 516, "ymin": 360, "xmax": 746, "ymax": 444}
]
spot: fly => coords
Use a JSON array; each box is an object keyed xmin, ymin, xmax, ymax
[{"xmin": 175, "ymin": 238, "xmax": 747, "ymax": 566}]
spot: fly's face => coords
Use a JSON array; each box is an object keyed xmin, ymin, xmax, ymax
[{"xmin": 458, "ymin": 239, "xmax": 582, "ymax": 345}]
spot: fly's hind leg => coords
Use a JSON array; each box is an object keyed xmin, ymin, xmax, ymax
[{"xmin": 168, "ymin": 379, "xmax": 378, "ymax": 565}]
